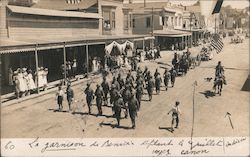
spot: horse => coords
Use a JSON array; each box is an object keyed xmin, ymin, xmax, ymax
[{"xmin": 213, "ymin": 76, "xmax": 224, "ymax": 96}]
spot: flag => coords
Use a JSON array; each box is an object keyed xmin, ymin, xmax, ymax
[
  {"xmin": 212, "ymin": 0, "xmax": 224, "ymax": 14},
  {"xmin": 211, "ymin": 33, "xmax": 224, "ymax": 53}
]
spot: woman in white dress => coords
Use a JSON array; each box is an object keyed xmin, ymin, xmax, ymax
[
  {"xmin": 27, "ymin": 69, "xmax": 36, "ymax": 91},
  {"xmin": 18, "ymin": 68, "xmax": 28, "ymax": 97},
  {"xmin": 43, "ymin": 68, "xmax": 48, "ymax": 90}
]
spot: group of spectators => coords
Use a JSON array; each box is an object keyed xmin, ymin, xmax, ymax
[{"xmin": 9, "ymin": 67, "xmax": 48, "ymax": 98}]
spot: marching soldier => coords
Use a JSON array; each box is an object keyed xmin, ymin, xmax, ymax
[
  {"xmin": 155, "ymin": 73, "xmax": 162, "ymax": 94},
  {"xmin": 154, "ymin": 68, "xmax": 160, "ymax": 80},
  {"xmin": 122, "ymin": 84, "xmax": 131, "ymax": 118},
  {"xmin": 113, "ymin": 94, "xmax": 124, "ymax": 127},
  {"xmin": 66, "ymin": 83, "xmax": 74, "ymax": 111},
  {"xmin": 84, "ymin": 83, "xmax": 94, "ymax": 114},
  {"xmin": 163, "ymin": 69, "xmax": 171, "ymax": 91},
  {"xmin": 95, "ymin": 84, "xmax": 104, "ymax": 116},
  {"xmin": 170, "ymin": 68, "xmax": 177, "ymax": 87},
  {"xmin": 117, "ymin": 73, "xmax": 125, "ymax": 89},
  {"xmin": 168, "ymin": 101, "xmax": 181, "ymax": 129},
  {"xmin": 101, "ymin": 77, "xmax": 110, "ymax": 106},
  {"xmin": 110, "ymin": 84, "xmax": 119, "ymax": 106},
  {"xmin": 135, "ymin": 83, "xmax": 143, "ymax": 111},
  {"xmin": 137, "ymin": 66, "xmax": 143, "ymax": 76},
  {"xmin": 147, "ymin": 75, "xmax": 154, "ymax": 101},
  {"xmin": 112, "ymin": 76, "xmax": 120, "ymax": 91},
  {"xmin": 128, "ymin": 92, "xmax": 139, "ymax": 129}
]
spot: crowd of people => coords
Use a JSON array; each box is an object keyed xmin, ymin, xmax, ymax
[{"xmin": 9, "ymin": 67, "xmax": 48, "ymax": 98}]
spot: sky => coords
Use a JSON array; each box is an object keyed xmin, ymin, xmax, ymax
[{"xmin": 124, "ymin": 0, "xmax": 249, "ymax": 9}]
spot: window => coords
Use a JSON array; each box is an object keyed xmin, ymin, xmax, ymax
[
  {"xmin": 146, "ymin": 17, "xmax": 151, "ymax": 28},
  {"xmin": 129, "ymin": 14, "xmax": 132, "ymax": 28},
  {"xmin": 111, "ymin": 11, "xmax": 115, "ymax": 29},
  {"xmin": 175, "ymin": 17, "xmax": 177, "ymax": 26},
  {"xmin": 103, "ymin": 10, "xmax": 111, "ymax": 30},
  {"xmin": 132, "ymin": 18, "xmax": 135, "ymax": 28},
  {"xmin": 124, "ymin": 14, "xmax": 129, "ymax": 29}
]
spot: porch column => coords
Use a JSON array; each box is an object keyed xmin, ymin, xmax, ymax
[
  {"xmin": 63, "ymin": 42, "xmax": 66, "ymax": 84},
  {"xmin": 142, "ymin": 39, "xmax": 145, "ymax": 52},
  {"xmin": 35, "ymin": 44, "xmax": 39, "ymax": 94},
  {"xmin": 181, "ymin": 36, "xmax": 184, "ymax": 50},
  {"xmin": 86, "ymin": 44, "xmax": 89, "ymax": 77}
]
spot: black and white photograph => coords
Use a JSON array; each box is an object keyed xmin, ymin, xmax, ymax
[{"xmin": 0, "ymin": 0, "xmax": 249, "ymax": 156}]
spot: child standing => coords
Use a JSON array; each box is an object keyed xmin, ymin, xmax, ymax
[{"xmin": 56, "ymin": 86, "xmax": 64, "ymax": 111}]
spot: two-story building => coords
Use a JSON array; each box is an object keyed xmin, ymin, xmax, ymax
[{"xmin": 0, "ymin": 0, "xmax": 149, "ymax": 95}]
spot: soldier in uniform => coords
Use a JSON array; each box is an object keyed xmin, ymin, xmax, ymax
[
  {"xmin": 147, "ymin": 75, "xmax": 154, "ymax": 101},
  {"xmin": 136, "ymin": 66, "xmax": 143, "ymax": 76},
  {"xmin": 122, "ymin": 84, "xmax": 132, "ymax": 118},
  {"xmin": 112, "ymin": 76, "xmax": 120, "ymax": 91},
  {"xmin": 126, "ymin": 71, "xmax": 135, "ymax": 86},
  {"xmin": 170, "ymin": 68, "xmax": 177, "ymax": 87},
  {"xmin": 101, "ymin": 77, "xmax": 110, "ymax": 106},
  {"xmin": 154, "ymin": 68, "xmax": 160, "ymax": 80},
  {"xmin": 135, "ymin": 83, "xmax": 143, "ymax": 111},
  {"xmin": 155, "ymin": 73, "xmax": 162, "ymax": 94},
  {"xmin": 95, "ymin": 84, "xmax": 104, "ymax": 116},
  {"xmin": 66, "ymin": 83, "xmax": 74, "ymax": 111},
  {"xmin": 117, "ymin": 73, "xmax": 125, "ymax": 89},
  {"xmin": 128, "ymin": 92, "xmax": 139, "ymax": 129},
  {"xmin": 168, "ymin": 101, "xmax": 181, "ymax": 129},
  {"xmin": 84, "ymin": 83, "xmax": 94, "ymax": 114},
  {"xmin": 163, "ymin": 69, "xmax": 171, "ymax": 91},
  {"xmin": 113, "ymin": 94, "xmax": 124, "ymax": 127}
]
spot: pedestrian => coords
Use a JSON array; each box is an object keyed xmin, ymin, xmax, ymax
[
  {"xmin": 101, "ymin": 77, "xmax": 110, "ymax": 106},
  {"xmin": 154, "ymin": 68, "xmax": 160, "ymax": 80},
  {"xmin": 84, "ymin": 83, "xmax": 94, "ymax": 114},
  {"xmin": 135, "ymin": 83, "xmax": 143, "ymax": 111},
  {"xmin": 128, "ymin": 92, "xmax": 139, "ymax": 129},
  {"xmin": 66, "ymin": 83, "xmax": 74, "ymax": 111},
  {"xmin": 155, "ymin": 73, "xmax": 162, "ymax": 94},
  {"xmin": 113, "ymin": 94, "xmax": 124, "ymax": 127},
  {"xmin": 170, "ymin": 68, "xmax": 177, "ymax": 87},
  {"xmin": 56, "ymin": 86, "xmax": 64, "ymax": 111},
  {"xmin": 147, "ymin": 75, "xmax": 154, "ymax": 101},
  {"xmin": 95, "ymin": 84, "xmax": 104, "ymax": 116},
  {"xmin": 163, "ymin": 69, "xmax": 171, "ymax": 91},
  {"xmin": 72, "ymin": 59, "xmax": 77, "ymax": 78},
  {"xmin": 168, "ymin": 101, "xmax": 181, "ymax": 129}
]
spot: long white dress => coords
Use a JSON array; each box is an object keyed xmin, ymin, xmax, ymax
[
  {"xmin": 18, "ymin": 73, "xmax": 28, "ymax": 92},
  {"xmin": 37, "ymin": 70, "xmax": 43, "ymax": 88},
  {"xmin": 43, "ymin": 70, "xmax": 48, "ymax": 87},
  {"xmin": 28, "ymin": 73, "xmax": 36, "ymax": 90}
]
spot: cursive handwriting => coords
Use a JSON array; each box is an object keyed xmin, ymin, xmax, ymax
[
  {"xmin": 188, "ymin": 139, "xmax": 223, "ymax": 150},
  {"xmin": 101, "ymin": 140, "xmax": 134, "ymax": 147},
  {"xmin": 225, "ymin": 137, "xmax": 246, "ymax": 147},
  {"xmin": 41, "ymin": 140, "xmax": 86, "ymax": 153},
  {"xmin": 141, "ymin": 139, "xmax": 173, "ymax": 149}
]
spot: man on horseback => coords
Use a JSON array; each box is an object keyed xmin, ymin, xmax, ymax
[{"xmin": 215, "ymin": 61, "xmax": 226, "ymax": 85}]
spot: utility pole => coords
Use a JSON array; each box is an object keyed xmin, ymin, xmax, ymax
[{"xmin": 190, "ymin": 12, "xmax": 192, "ymax": 48}]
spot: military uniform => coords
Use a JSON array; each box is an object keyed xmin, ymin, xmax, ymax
[
  {"xmin": 114, "ymin": 95, "xmax": 124, "ymax": 126},
  {"xmin": 135, "ymin": 84, "xmax": 143, "ymax": 110},
  {"xmin": 95, "ymin": 85, "xmax": 104, "ymax": 115},
  {"xmin": 155, "ymin": 74, "xmax": 162, "ymax": 94},
  {"xmin": 117, "ymin": 74, "xmax": 125, "ymax": 89},
  {"xmin": 101, "ymin": 79, "xmax": 110, "ymax": 106},
  {"xmin": 66, "ymin": 85, "xmax": 74, "ymax": 111},
  {"xmin": 147, "ymin": 77, "xmax": 154, "ymax": 101},
  {"xmin": 170, "ymin": 68, "xmax": 177, "ymax": 87},
  {"xmin": 84, "ymin": 85, "xmax": 94, "ymax": 114},
  {"xmin": 164, "ymin": 70, "xmax": 171, "ymax": 90},
  {"xmin": 128, "ymin": 96, "xmax": 139, "ymax": 129},
  {"xmin": 122, "ymin": 86, "xmax": 131, "ymax": 118}
]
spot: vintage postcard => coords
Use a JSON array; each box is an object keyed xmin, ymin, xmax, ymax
[{"xmin": 0, "ymin": 0, "xmax": 249, "ymax": 156}]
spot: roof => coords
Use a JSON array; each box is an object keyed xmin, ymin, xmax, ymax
[
  {"xmin": 7, "ymin": 5, "xmax": 102, "ymax": 19},
  {"xmin": 0, "ymin": 34, "xmax": 150, "ymax": 54},
  {"xmin": 154, "ymin": 29, "xmax": 192, "ymax": 37},
  {"xmin": 31, "ymin": 0, "xmax": 97, "ymax": 11}
]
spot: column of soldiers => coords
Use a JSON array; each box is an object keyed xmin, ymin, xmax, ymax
[{"xmin": 84, "ymin": 65, "xmax": 178, "ymax": 129}]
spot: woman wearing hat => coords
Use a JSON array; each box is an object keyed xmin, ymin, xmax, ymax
[{"xmin": 27, "ymin": 69, "xmax": 36, "ymax": 93}]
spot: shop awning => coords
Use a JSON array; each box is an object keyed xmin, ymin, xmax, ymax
[
  {"xmin": 7, "ymin": 5, "xmax": 102, "ymax": 19},
  {"xmin": 154, "ymin": 29, "xmax": 192, "ymax": 37},
  {"xmin": 0, "ymin": 34, "xmax": 148, "ymax": 54}
]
